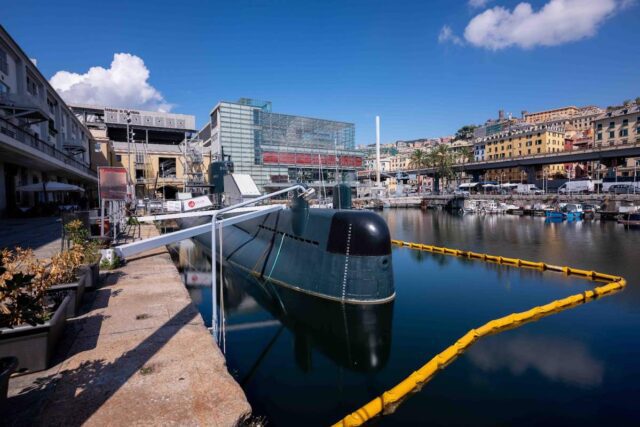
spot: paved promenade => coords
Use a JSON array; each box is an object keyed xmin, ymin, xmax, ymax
[
  {"xmin": 0, "ymin": 217, "xmax": 62, "ymax": 259},
  {"xmin": 6, "ymin": 223, "xmax": 251, "ymax": 426}
]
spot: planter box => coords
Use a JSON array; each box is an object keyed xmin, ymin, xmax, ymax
[
  {"xmin": 78, "ymin": 261, "xmax": 99, "ymax": 289},
  {"xmin": 0, "ymin": 295, "xmax": 71, "ymax": 373},
  {"xmin": 47, "ymin": 272, "xmax": 87, "ymax": 318}
]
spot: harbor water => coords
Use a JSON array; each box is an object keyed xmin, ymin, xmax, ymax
[{"xmin": 170, "ymin": 209, "xmax": 640, "ymax": 426}]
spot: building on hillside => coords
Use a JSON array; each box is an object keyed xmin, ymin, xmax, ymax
[
  {"xmin": 477, "ymin": 125, "xmax": 567, "ymax": 182},
  {"xmin": 70, "ymin": 104, "xmax": 203, "ymax": 199},
  {"xmin": 593, "ymin": 103, "xmax": 640, "ymax": 177},
  {"xmin": 449, "ymin": 139, "xmax": 474, "ymax": 164},
  {"xmin": 525, "ymin": 106, "xmax": 603, "ymax": 134},
  {"xmin": 523, "ymin": 106, "xmax": 580, "ymax": 124},
  {"xmin": 473, "ymin": 109, "xmax": 520, "ymax": 139},
  {"xmin": 389, "ymin": 153, "xmax": 410, "ymax": 171},
  {"xmin": 199, "ymin": 98, "xmax": 362, "ymax": 193},
  {"xmin": 0, "ymin": 25, "xmax": 96, "ymax": 217}
]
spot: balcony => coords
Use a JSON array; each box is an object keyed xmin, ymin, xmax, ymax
[{"xmin": 0, "ymin": 115, "xmax": 96, "ymax": 177}]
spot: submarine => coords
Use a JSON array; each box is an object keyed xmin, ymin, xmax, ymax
[{"xmin": 178, "ymin": 164, "xmax": 395, "ymax": 304}]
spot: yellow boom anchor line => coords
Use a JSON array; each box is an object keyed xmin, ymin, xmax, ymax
[{"xmin": 332, "ymin": 239, "xmax": 627, "ymax": 427}]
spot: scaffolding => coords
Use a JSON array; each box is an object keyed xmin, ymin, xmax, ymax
[{"xmin": 180, "ymin": 135, "xmax": 207, "ymax": 194}]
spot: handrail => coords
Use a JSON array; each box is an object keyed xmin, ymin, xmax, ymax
[
  {"xmin": 210, "ymin": 184, "xmax": 309, "ymax": 347},
  {"xmin": 0, "ymin": 116, "xmax": 96, "ymax": 177}
]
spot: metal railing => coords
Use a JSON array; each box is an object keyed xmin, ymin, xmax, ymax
[{"xmin": 0, "ymin": 116, "xmax": 96, "ymax": 177}]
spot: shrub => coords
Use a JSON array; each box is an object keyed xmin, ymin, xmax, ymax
[
  {"xmin": 64, "ymin": 220, "xmax": 101, "ymax": 264},
  {"xmin": 0, "ymin": 248, "xmax": 50, "ymax": 328}
]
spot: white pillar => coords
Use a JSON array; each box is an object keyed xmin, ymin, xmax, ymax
[{"xmin": 376, "ymin": 116, "xmax": 381, "ymax": 187}]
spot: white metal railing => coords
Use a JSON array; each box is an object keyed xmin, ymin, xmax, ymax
[
  {"xmin": 113, "ymin": 184, "xmax": 311, "ymax": 349},
  {"xmin": 209, "ymin": 185, "xmax": 310, "ymax": 348}
]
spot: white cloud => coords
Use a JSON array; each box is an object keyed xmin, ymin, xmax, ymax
[
  {"xmin": 438, "ymin": 25, "xmax": 464, "ymax": 46},
  {"xmin": 468, "ymin": 0, "xmax": 493, "ymax": 8},
  {"xmin": 50, "ymin": 53, "xmax": 172, "ymax": 112},
  {"xmin": 463, "ymin": 0, "xmax": 622, "ymax": 50}
]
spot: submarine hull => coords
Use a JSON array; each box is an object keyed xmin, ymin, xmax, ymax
[{"xmin": 179, "ymin": 208, "xmax": 395, "ymax": 304}]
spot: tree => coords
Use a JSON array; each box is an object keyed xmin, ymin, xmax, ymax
[
  {"xmin": 458, "ymin": 146, "xmax": 474, "ymax": 164},
  {"xmin": 426, "ymin": 144, "xmax": 455, "ymax": 181},
  {"xmin": 409, "ymin": 149, "xmax": 429, "ymax": 169},
  {"xmin": 623, "ymin": 99, "xmax": 632, "ymax": 106},
  {"xmin": 454, "ymin": 125, "xmax": 477, "ymax": 141},
  {"xmin": 635, "ymin": 97, "xmax": 640, "ymax": 105}
]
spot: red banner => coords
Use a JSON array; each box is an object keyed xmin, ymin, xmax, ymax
[{"xmin": 262, "ymin": 152, "xmax": 363, "ymax": 167}]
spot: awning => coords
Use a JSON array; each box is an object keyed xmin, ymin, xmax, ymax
[
  {"xmin": 17, "ymin": 181, "xmax": 85, "ymax": 192},
  {"xmin": 459, "ymin": 183, "xmax": 479, "ymax": 189}
]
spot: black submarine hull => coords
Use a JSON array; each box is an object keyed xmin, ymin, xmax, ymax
[{"xmin": 179, "ymin": 205, "xmax": 395, "ymax": 304}]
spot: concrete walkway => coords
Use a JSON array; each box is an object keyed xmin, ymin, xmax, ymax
[
  {"xmin": 7, "ymin": 224, "xmax": 251, "ymax": 426},
  {"xmin": 0, "ymin": 217, "xmax": 62, "ymax": 259}
]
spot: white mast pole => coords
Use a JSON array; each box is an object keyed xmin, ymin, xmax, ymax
[{"xmin": 376, "ymin": 116, "xmax": 381, "ymax": 187}]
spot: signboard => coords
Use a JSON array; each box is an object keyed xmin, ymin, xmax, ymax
[
  {"xmin": 182, "ymin": 196, "xmax": 213, "ymax": 211},
  {"xmin": 262, "ymin": 152, "xmax": 363, "ymax": 167},
  {"xmin": 164, "ymin": 201, "xmax": 182, "ymax": 212},
  {"xmin": 98, "ymin": 167, "xmax": 129, "ymax": 200}
]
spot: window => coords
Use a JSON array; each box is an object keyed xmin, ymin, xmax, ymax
[
  {"xmin": 597, "ymin": 133, "xmax": 602, "ymax": 140},
  {"xmin": 115, "ymin": 154, "xmax": 122, "ymax": 162},
  {"xmin": 26, "ymin": 74, "xmax": 40, "ymax": 97},
  {"xmin": 622, "ymin": 119, "xmax": 628, "ymax": 127},
  {"xmin": 0, "ymin": 46, "xmax": 7, "ymax": 74},
  {"xmin": 620, "ymin": 129, "xmax": 628, "ymax": 137},
  {"xmin": 609, "ymin": 121, "xmax": 615, "ymax": 129},
  {"xmin": 537, "ymin": 148, "xmax": 541, "ymax": 153},
  {"xmin": 159, "ymin": 158, "xmax": 176, "ymax": 178},
  {"xmin": 94, "ymin": 142, "xmax": 101, "ymax": 153},
  {"xmin": 609, "ymin": 131, "xmax": 615, "ymax": 138},
  {"xmin": 0, "ymin": 81, "xmax": 8, "ymax": 94}
]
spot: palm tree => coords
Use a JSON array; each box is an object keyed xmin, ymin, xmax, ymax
[
  {"xmin": 409, "ymin": 149, "xmax": 428, "ymax": 169},
  {"xmin": 426, "ymin": 144, "xmax": 455, "ymax": 181}
]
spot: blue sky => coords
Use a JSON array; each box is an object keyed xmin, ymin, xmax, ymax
[{"xmin": 3, "ymin": 0, "xmax": 640, "ymax": 146}]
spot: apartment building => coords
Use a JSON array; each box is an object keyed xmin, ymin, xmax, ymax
[
  {"xmin": 593, "ymin": 103, "xmax": 640, "ymax": 175},
  {"xmin": 0, "ymin": 26, "xmax": 96, "ymax": 217},
  {"xmin": 479, "ymin": 126, "xmax": 567, "ymax": 181},
  {"xmin": 593, "ymin": 104, "xmax": 640, "ymax": 147},
  {"xmin": 523, "ymin": 106, "xmax": 579, "ymax": 124},
  {"xmin": 71, "ymin": 104, "xmax": 203, "ymax": 199}
]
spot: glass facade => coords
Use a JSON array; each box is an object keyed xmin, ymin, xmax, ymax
[{"xmin": 206, "ymin": 99, "xmax": 361, "ymax": 191}]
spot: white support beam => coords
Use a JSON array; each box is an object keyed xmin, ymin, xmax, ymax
[
  {"xmin": 115, "ymin": 205, "xmax": 283, "ymax": 259},
  {"xmin": 135, "ymin": 204, "xmax": 283, "ymax": 223}
]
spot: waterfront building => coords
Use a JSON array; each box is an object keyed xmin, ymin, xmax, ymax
[
  {"xmin": 593, "ymin": 103, "xmax": 640, "ymax": 177},
  {"xmin": 71, "ymin": 104, "xmax": 204, "ymax": 199},
  {"xmin": 473, "ymin": 109, "xmax": 520, "ymax": 139},
  {"xmin": 0, "ymin": 26, "xmax": 96, "ymax": 217},
  {"xmin": 480, "ymin": 125, "xmax": 566, "ymax": 182},
  {"xmin": 199, "ymin": 98, "xmax": 362, "ymax": 192}
]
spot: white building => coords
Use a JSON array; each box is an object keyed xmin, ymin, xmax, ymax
[{"xmin": 0, "ymin": 25, "xmax": 96, "ymax": 216}]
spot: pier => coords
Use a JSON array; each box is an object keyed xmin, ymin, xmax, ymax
[{"xmin": 5, "ymin": 224, "xmax": 250, "ymax": 426}]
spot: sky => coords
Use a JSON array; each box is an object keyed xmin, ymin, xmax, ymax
[{"xmin": 3, "ymin": 0, "xmax": 640, "ymax": 146}]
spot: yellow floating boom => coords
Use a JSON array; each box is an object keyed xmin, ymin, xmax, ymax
[{"xmin": 332, "ymin": 239, "xmax": 627, "ymax": 427}]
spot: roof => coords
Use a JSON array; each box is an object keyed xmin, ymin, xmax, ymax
[
  {"xmin": 595, "ymin": 104, "xmax": 640, "ymax": 121},
  {"xmin": 111, "ymin": 141, "xmax": 182, "ymax": 153}
]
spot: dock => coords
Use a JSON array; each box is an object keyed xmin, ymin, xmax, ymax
[{"xmin": 6, "ymin": 224, "xmax": 251, "ymax": 426}]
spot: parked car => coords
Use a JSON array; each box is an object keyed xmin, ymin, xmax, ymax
[{"xmin": 608, "ymin": 184, "xmax": 635, "ymax": 194}]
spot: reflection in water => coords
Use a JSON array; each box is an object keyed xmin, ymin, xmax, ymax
[
  {"xmin": 169, "ymin": 239, "xmax": 394, "ymax": 373},
  {"xmin": 468, "ymin": 334, "xmax": 604, "ymax": 387},
  {"xmin": 168, "ymin": 210, "xmax": 640, "ymax": 426}
]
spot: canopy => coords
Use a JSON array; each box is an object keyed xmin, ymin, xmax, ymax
[
  {"xmin": 458, "ymin": 183, "xmax": 479, "ymax": 189},
  {"xmin": 482, "ymin": 184, "xmax": 499, "ymax": 188},
  {"xmin": 500, "ymin": 183, "xmax": 518, "ymax": 188},
  {"xmin": 16, "ymin": 181, "xmax": 85, "ymax": 192}
]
